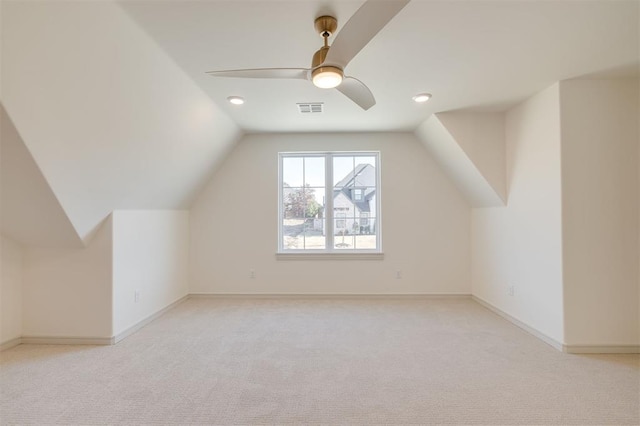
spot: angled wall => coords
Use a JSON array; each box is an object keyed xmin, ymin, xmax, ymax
[
  {"xmin": 471, "ymin": 83, "xmax": 565, "ymax": 345},
  {"xmin": 1, "ymin": 0, "xmax": 241, "ymax": 243}
]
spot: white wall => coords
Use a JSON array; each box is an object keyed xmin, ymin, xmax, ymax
[
  {"xmin": 472, "ymin": 84, "xmax": 565, "ymax": 343},
  {"xmin": 190, "ymin": 132, "xmax": 471, "ymax": 295},
  {"xmin": 560, "ymin": 78, "xmax": 639, "ymax": 346},
  {"xmin": 112, "ymin": 210, "xmax": 189, "ymax": 336},
  {"xmin": 1, "ymin": 236, "xmax": 23, "ymax": 344},
  {"xmin": 22, "ymin": 217, "xmax": 113, "ymax": 338}
]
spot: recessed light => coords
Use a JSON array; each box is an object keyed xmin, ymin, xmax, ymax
[
  {"xmin": 227, "ymin": 96, "xmax": 245, "ymax": 105},
  {"xmin": 412, "ymin": 93, "xmax": 432, "ymax": 103}
]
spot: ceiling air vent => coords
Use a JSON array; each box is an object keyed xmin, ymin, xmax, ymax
[{"xmin": 297, "ymin": 103, "xmax": 324, "ymax": 114}]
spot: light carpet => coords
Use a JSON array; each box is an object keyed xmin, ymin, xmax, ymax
[{"xmin": 1, "ymin": 297, "xmax": 638, "ymax": 425}]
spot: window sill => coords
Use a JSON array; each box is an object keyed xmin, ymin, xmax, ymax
[{"xmin": 276, "ymin": 252, "xmax": 384, "ymax": 261}]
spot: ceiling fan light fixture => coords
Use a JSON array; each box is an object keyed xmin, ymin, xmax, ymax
[
  {"xmin": 413, "ymin": 93, "xmax": 432, "ymax": 103},
  {"xmin": 312, "ymin": 66, "xmax": 343, "ymax": 89}
]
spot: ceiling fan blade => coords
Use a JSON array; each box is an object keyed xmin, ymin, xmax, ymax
[
  {"xmin": 323, "ymin": 0, "xmax": 410, "ymax": 69},
  {"xmin": 336, "ymin": 76, "xmax": 376, "ymax": 110},
  {"xmin": 206, "ymin": 68, "xmax": 310, "ymax": 80}
]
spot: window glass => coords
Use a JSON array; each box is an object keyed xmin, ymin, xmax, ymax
[{"xmin": 279, "ymin": 152, "xmax": 380, "ymax": 252}]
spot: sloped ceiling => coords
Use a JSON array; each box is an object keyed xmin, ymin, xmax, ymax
[
  {"xmin": 435, "ymin": 111, "xmax": 506, "ymax": 203},
  {"xmin": 415, "ymin": 113, "xmax": 505, "ymax": 207},
  {"xmin": 1, "ymin": 0, "xmax": 242, "ymax": 243},
  {"xmin": 1, "ymin": 106, "xmax": 83, "ymax": 248}
]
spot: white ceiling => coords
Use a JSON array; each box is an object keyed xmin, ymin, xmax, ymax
[{"xmin": 118, "ymin": 0, "xmax": 639, "ymax": 133}]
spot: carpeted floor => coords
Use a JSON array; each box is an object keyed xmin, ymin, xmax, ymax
[{"xmin": 1, "ymin": 297, "xmax": 639, "ymax": 425}]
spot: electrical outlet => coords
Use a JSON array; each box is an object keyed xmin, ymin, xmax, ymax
[
  {"xmin": 134, "ymin": 290, "xmax": 140, "ymax": 303},
  {"xmin": 396, "ymin": 270, "xmax": 402, "ymax": 279},
  {"xmin": 507, "ymin": 285, "xmax": 514, "ymax": 297},
  {"xmin": 250, "ymin": 269, "xmax": 255, "ymax": 279}
]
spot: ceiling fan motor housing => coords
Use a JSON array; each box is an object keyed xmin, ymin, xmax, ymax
[
  {"xmin": 312, "ymin": 46, "xmax": 330, "ymax": 69},
  {"xmin": 311, "ymin": 46, "xmax": 343, "ymax": 88},
  {"xmin": 314, "ymin": 15, "xmax": 337, "ymax": 38}
]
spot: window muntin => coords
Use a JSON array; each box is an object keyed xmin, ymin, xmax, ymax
[{"xmin": 279, "ymin": 152, "xmax": 380, "ymax": 253}]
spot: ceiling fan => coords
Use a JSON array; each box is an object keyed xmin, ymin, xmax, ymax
[{"xmin": 206, "ymin": 0, "xmax": 410, "ymax": 111}]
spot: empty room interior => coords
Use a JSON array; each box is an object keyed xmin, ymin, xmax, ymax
[{"xmin": 1, "ymin": 0, "xmax": 639, "ymax": 424}]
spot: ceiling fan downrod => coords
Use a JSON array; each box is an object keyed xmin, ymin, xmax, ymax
[{"xmin": 311, "ymin": 15, "xmax": 343, "ymax": 88}]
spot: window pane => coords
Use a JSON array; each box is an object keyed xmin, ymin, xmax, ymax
[
  {"xmin": 303, "ymin": 219, "xmax": 325, "ymax": 249},
  {"xmin": 334, "ymin": 213, "xmax": 347, "ymax": 231},
  {"xmin": 282, "ymin": 218, "xmax": 305, "ymax": 249},
  {"xmin": 280, "ymin": 152, "xmax": 379, "ymax": 252},
  {"xmin": 305, "ymin": 186, "xmax": 324, "ymax": 219},
  {"xmin": 355, "ymin": 235, "xmax": 377, "ymax": 249},
  {"xmin": 334, "ymin": 229, "xmax": 354, "ymax": 249},
  {"xmin": 333, "ymin": 156, "xmax": 354, "ymax": 187},
  {"xmin": 282, "ymin": 187, "xmax": 306, "ymax": 218},
  {"xmin": 282, "ymin": 157, "xmax": 303, "ymax": 187},
  {"xmin": 353, "ymin": 159, "xmax": 376, "ymax": 188},
  {"xmin": 304, "ymin": 157, "xmax": 325, "ymax": 187},
  {"xmin": 282, "ymin": 218, "xmax": 326, "ymax": 250},
  {"xmin": 355, "ymin": 156, "xmax": 376, "ymax": 168},
  {"xmin": 359, "ymin": 213, "xmax": 370, "ymax": 227}
]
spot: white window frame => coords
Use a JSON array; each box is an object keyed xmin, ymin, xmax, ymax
[{"xmin": 278, "ymin": 151, "xmax": 382, "ymax": 256}]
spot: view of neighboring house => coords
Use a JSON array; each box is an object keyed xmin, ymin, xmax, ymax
[{"xmin": 332, "ymin": 163, "xmax": 376, "ymax": 235}]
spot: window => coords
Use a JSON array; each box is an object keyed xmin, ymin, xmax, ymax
[{"xmin": 279, "ymin": 152, "xmax": 380, "ymax": 253}]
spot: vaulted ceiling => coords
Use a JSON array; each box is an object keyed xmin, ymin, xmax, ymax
[{"xmin": 1, "ymin": 0, "xmax": 638, "ymax": 246}]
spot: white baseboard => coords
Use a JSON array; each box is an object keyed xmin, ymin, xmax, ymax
[
  {"xmin": 0, "ymin": 337, "xmax": 22, "ymax": 351},
  {"xmin": 20, "ymin": 336, "xmax": 113, "ymax": 346},
  {"xmin": 7, "ymin": 294, "xmax": 469, "ymax": 350},
  {"xmin": 113, "ymin": 295, "xmax": 189, "ymax": 344},
  {"xmin": 472, "ymin": 296, "xmax": 640, "ymax": 354},
  {"xmin": 472, "ymin": 296, "xmax": 565, "ymax": 352},
  {"xmin": 9, "ymin": 296, "xmax": 189, "ymax": 349},
  {"xmin": 189, "ymin": 293, "xmax": 472, "ymax": 299},
  {"xmin": 563, "ymin": 345, "xmax": 640, "ymax": 354},
  {"xmin": 9, "ymin": 294, "xmax": 636, "ymax": 354}
]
